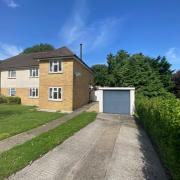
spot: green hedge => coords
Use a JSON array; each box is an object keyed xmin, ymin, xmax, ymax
[
  {"xmin": 136, "ymin": 96, "xmax": 180, "ymax": 180},
  {"xmin": 0, "ymin": 96, "xmax": 21, "ymax": 104}
]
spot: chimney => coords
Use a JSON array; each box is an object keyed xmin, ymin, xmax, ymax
[{"xmin": 80, "ymin": 43, "xmax": 83, "ymax": 60}]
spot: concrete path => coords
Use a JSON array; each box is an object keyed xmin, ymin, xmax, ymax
[
  {"xmin": 8, "ymin": 113, "xmax": 168, "ymax": 180},
  {"xmin": 0, "ymin": 103, "xmax": 96, "ymax": 152}
]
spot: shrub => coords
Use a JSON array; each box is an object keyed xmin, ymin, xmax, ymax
[
  {"xmin": 0, "ymin": 95, "xmax": 7, "ymax": 104},
  {"xmin": 6, "ymin": 96, "xmax": 21, "ymax": 104},
  {"xmin": 136, "ymin": 96, "xmax": 180, "ymax": 180}
]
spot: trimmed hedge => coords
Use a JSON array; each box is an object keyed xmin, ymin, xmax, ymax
[
  {"xmin": 136, "ymin": 96, "xmax": 180, "ymax": 180},
  {"xmin": 0, "ymin": 96, "xmax": 21, "ymax": 104}
]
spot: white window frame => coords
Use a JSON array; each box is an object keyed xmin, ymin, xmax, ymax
[
  {"xmin": 29, "ymin": 88, "xmax": 39, "ymax": 98},
  {"xmin": 29, "ymin": 67, "xmax": 39, "ymax": 77},
  {"xmin": 8, "ymin": 69, "xmax": 16, "ymax": 78},
  {"xmin": 48, "ymin": 87, "xmax": 62, "ymax": 101},
  {"xmin": 8, "ymin": 88, "xmax": 16, "ymax": 96},
  {"xmin": 49, "ymin": 60, "xmax": 62, "ymax": 73}
]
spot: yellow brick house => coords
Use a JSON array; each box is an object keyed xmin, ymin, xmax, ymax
[{"xmin": 0, "ymin": 47, "xmax": 93, "ymax": 112}]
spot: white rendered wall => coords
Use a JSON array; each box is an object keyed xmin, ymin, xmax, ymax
[
  {"xmin": 91, "ymin": 89, "xmax": 102, "ymax": 102},
  {"xmin": 130, "ymin": 89, "xmax": 135, "ymax": 115},
  {"xmin": 1, "ymin": 69, "xmax": 39, "ymax": 88}
]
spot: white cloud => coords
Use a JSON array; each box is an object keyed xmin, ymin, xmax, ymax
[
  {"xmin": 58, "ymin": 0, "xmax": 124, "ymax": 55},
  {"xmin": 165, "ymin": 47, "xmax": 180, "ymax": 70},
  {"xmin": 2, "ymin": 0, "xmax": 19, "ymax": 8},
  {"xmin": 0, "ymin": 42, "xmax": 22, "ymax": 60},
  {"xmin": 166, "ymin": 48, "xmax": 176, "ymax": 59}
]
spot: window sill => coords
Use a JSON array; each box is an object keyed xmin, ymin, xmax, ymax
[
  {"xmin": 29, "ymin": 76, "xmax": 39, "ymax": 78},
  {"xmin": 29, "ymin": 97, "xmax": 39, "ymax": 99},
  {"xmin": 8, "ymin": 77, "xmax": 16, "ymax": 79},
  {"xmin": 48, "ymin": 71, "xmax": 63, "ymax": 74},
  {"xmin": 48, "ymin": 99, "xmax": 62, "ymax": 102}
]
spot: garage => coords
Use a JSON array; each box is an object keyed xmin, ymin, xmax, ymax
[{"xmin": 92, "ymin": 87, "xmax": 135, "ymax": 115}]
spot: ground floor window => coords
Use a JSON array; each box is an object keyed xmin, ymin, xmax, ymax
[
  {"xmin": 29, "ymin": 88, "xmax": 38, "ymax": 98},
  {"xmin": 49, "ymin": 87, "xmax": 62, "ymax": 101},
  {"xmin": 8, "ymin": 88, "xmax": 16, "ymax": 96}
]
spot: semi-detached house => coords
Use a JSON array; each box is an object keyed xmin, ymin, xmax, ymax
[{"xmin": 0, "ymin": 47, "xmax": 93, "ymax": 112}]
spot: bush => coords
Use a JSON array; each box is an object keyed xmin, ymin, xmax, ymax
[
  {"xmin": 136, "ymin": 96, "xmax": 180, "ymax": 180},
  {"xmin": 0, "ymin": 95, "xmax": 21, "ymax": 104},
  {"xmin": 0, "ymin": 95, "xmax": 7, "ymax": 104},
  {"xmin": 6, "ymin": 96, "xmax": 21, "ymax": 104}
]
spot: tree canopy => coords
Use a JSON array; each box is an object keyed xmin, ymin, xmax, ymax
[
  {"xmin": 172, "ymin": 70, "xmax": 180, "ymax": 98},
  {"xmin": 23, "ymin": 43, "xmax": 55, "ymax": 54},
  {"xmin": 92, "ymin": 50, "xmax": 175, "ymax": 97}
]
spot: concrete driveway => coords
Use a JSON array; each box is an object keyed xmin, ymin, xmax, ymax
[{"xmin": 8, "ymin": 113, "xmax": 168, "ymax": 180}]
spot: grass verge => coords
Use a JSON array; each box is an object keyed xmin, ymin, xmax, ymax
[
  {"xmin": 0, "ymin": 111, "xmax": 97, "ymax": 180},
  {"xmin": 0, "ymin": 104, "xmax": 64, "ymax": 140}
]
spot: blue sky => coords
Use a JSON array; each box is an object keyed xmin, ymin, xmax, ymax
[{"xmin": 0, "ymin": 0, "xmax": 180, "ymax": 70}]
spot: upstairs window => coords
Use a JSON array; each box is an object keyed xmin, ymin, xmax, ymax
[
  {"xmin": 8, "ymin": 88, "xmax": 16, "ymax": 96},
  {"xmin": 49, "ymin": 87, "xmax": 62, "ymax": 101},
  {"xmin": 30, "ymin": 67, "xmax": 39, "ymax": 77},
  {"xmin": 29, "ymin": 88, "xmax": 38, "ymax": 98},
  {"xmin": 49, "ymin": 60, "xmax": 62, "ymax": 73},
  {"xmin": 8, "ymin": 70, "xmax": 16, "ymax": 78}
]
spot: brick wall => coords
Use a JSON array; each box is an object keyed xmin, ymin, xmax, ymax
[
  {"xmin": 0, "ymin": 88, "xmax": 39, "ymax": 106},
  {"xmin": 73, "ymin": 60, "xmax": 93, "ymax": 110},
  {"xmin": 39, "ymin": 59, "xmax": 74, "ymax": 112}
]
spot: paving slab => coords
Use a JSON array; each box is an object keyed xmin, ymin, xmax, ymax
[
  {"xmin": 8, "ymin": 113, "xmax": 168, "ymax": 180},
  {"xmin": 0, "ymin": 103, "xmax": 96, "ymax": 152}
]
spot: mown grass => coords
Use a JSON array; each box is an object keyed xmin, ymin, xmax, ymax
[
  {"xmin": 0, "ymin": 104, "xmax": 64, "ymax": 140},
  {"xmin": 0, "ymin": 111, "xmax": 97, "ymax": 180}
]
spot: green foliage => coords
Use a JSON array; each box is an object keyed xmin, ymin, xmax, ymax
[
  {"xmin": 173, "ymin": 70, "xmax": 180, "ymax": 98},
  {"xmin": 6, "ymin": 96, "xmax": 21, "ymax": 104},
  {"xmin": 92, "ymin": 50, "xmax": 174, "ymax": 97},
  {"xmin": 23, "ymin": 43, "xmax": 55, "ymax": 54},
  {"xmin": 91, "ymin": 64, "xmax": 109, "ymax": 86},
  {"xmin": 136, "ymin": 96, "xmax": 180, "ymax": 180},
  {"xmin": 0, "ymin": 112, "xmax": 97, "ymax": 179},
  {"xmin": 0, "ymin": 96, "xmax": 21, "ymax": 104},
  {"xmin": 0, "ymin": 96, "xmax": 7, "ymax": 104}
]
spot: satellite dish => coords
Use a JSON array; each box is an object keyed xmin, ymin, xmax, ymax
[{"xmin": 75, "ymin": 72, "xmax": 82, "ymax": 77}]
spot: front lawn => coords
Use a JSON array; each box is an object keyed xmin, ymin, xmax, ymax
[
  {"xmin": 0, "ymin": 104, "xmax": 64, "ymax": 140},
  {"xmin": 0, "ymin": 111, "xmax": 97, "ymax": 180}
]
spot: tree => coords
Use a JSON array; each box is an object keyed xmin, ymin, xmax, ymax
[
  {"xmin": 23, "ymin": 43, "xmax": 55, "ymax": 54},
  {"xmin": 148, "ymin": 56, "xmax": 174, "ymax": 92},
  {"xmin": 172, "ymin": 70, "xmax": 180, "ymax": 98},
  {"xmin": 92, "ymin": 50, "xmax": 174, "ymax": 97},
  {"xmin": 91, "ymin": 64, "xmax": 109, "ymax": 86}
]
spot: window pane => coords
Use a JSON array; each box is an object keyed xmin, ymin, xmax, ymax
[
  {"xmin": 49, "ymin": 88, "xmax": 52, "ymax": 98},
  {"xmin": 12, "ymin": 70, "xmax": 16, "ymax": 77},
  {"xmin": 58, "ymin": 88, "xmax": 61, "ymax": 99},
  {"xmin": 36, "ymin": 68, "xmax": 39, "ymax": 76},
  {"xmin": 53, "ymin": 91, "xmax": 58, "ymax": 99},
  {"xmin": 54, "ymin": 64, "xmax": 58, "ymax": 72},
  {"xmin": 36, "ymin": 88, "xmax": 38, "ymax": 96},
  {"xmin": 30, "ymin": 88, "xmax": 32, "ymax": 96},
  {"xmin": 30, "ymin": 69, "xmax": 32, "ymax": 77},
  {"xmin": 50, "ymin": 61, "xmax": 53, "ymax": 72},
  {"xmin": 10, "ymin": 88, "xmax": 16, "ymax": 96},
  {"xmin": 59, "ymin": 61, "xmax": 62, "ymax": 71}
]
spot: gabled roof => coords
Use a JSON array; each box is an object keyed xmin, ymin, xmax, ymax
[{"xmin": 0, "ymin": 47, "xmax": 92, "ymax": 72}]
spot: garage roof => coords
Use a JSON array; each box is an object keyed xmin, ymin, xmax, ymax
[{"xmin": 98, "ymin": 87, "xmax": 135, "ymax": 90}]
